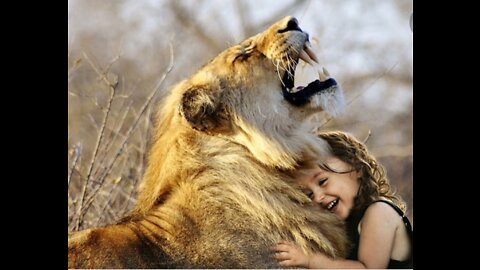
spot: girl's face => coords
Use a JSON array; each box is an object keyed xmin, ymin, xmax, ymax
[{"xmin": 297, "ymin": 157, "xmax": 361, "ymax": 220}]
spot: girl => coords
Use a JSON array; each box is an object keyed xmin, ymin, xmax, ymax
[{"xmin": 273, "ymin": 131, "xmax": 412, "ymax": 269}]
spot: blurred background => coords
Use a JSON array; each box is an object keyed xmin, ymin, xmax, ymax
[{"xmin": 68, "ymin": 0, "xmax": 413, "ymax": 231}]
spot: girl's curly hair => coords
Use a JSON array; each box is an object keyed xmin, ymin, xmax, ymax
[{"xmin": 317, "ymin": 131, "xmax": 406, "ymax": 213}]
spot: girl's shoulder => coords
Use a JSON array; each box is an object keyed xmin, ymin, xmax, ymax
[
  {"xmin": 361, "ymin": 200, "xmax": 405, "ymax": 228},
  {"xmin": 369, "ymin": 198, "xmax": 406, "ymax": 216},
  {"xmin": 357, "ymin": 201, "xmax": 404, "ymax": 245}
]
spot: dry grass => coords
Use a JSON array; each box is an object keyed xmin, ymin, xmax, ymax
[{"xmin": 68, "ymin": 47, "xmax": 174, "ymax": 231}]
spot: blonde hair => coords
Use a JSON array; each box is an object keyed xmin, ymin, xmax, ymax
[{"xmin": 317, "ymin": 131, "xmax": 407, "ymax": 213}]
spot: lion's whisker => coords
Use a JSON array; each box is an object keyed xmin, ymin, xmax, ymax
[{"xmin": 275, "ymin": 60, "xmax": 286, "ymax": 88}]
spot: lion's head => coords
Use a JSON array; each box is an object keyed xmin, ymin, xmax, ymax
[{"xmin": 164, "ymin": 16, "xmax": 344, "ymax": 169}]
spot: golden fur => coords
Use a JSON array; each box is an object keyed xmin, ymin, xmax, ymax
[{"xmin": 68, "ymin": 16, "xmax": 348, "ymax": 268}]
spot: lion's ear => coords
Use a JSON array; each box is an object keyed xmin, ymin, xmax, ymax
[{"xmin": 180, "ymin": 87, "xmax": 231, "ymax": 133}]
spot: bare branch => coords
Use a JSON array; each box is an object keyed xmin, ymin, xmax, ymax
[
  {"xmin": 95, "ymin": 174, "xmax": 124, "ymax": 226},
  {"xmin": 363, "ymin": 130, "xmax": 372, "ymax": 144},
  {"xmin": 345, "ymin": 62, "xmax": 401, "ymax": 107},
  {"xmin": 92, "ymin": 99, "xmax": 133, "ymax": 181},
  {"xmin": 318, "ymin": 60, "xmax": 406, "ymax": 130},
  {"xmin": 104, "ymin": 54, "xmax": 121, "ymax": 75},
  {"xmin": 120, "ymin": 106, "xmax": 151, "ymax": 217},
  {"xmin": 79, "ymin": 44, "xmax": 175, "ymax": 222},
  {"xmin": 68, "ymin": 58, "xmax": 83, "ymax": 83},
  {"xmin": 85, "ymin": 113, "xmax": 100, "ymax": 131},
  {"xmin": 75, "ymin": 51, "xmax": 119, "ymax": 230},
  {"xmin": 68, "ymin": 143, "xmax": 81, "ymax": 189}
]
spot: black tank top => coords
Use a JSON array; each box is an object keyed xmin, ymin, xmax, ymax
[{"xmin": 345, "ymin": 200, "xmax": 413, "ymax": 269}]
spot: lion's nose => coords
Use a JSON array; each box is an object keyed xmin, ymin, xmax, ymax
[
  {"xmin": 278, "ymin": 17, "xmax": 302, "ymax": 33},
  {"xmin": 286, "ymin": 17, "xmax": 299, "ymax": 29}
]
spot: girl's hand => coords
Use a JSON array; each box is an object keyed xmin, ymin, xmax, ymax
[{"xmin": 273, "ymin": 241, "xmax": 310, "ymax": 267}]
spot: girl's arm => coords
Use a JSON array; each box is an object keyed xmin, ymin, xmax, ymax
[
  {"xmin": 273, "ymin": 242, "xmax": 367, "ymax": 269},
  {"xmin": 355, "ymin": 201, "xmax": 400, "ymax": 268},
  {"xmin": 273, "ymin": 202, "xmax": 400, "ymax": 268}
]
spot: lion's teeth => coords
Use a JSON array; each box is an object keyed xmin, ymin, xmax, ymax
[
  {"xmin": 304, "ymin": 42, "xmax": 319, "ymax": 64},
  {"xmin": 322, "ymin": 67, "xmax": 330, "ymax": 78},
  {"xmin": 318, "ymin": 68, "xmax": 327, "ymax": 81},
  {"xmin": 299, "ymin": 49, "xmax": 315, "ymax": 65}
]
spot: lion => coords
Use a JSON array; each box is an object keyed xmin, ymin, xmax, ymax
[{"xmin": 68, "ymin": 16, "xmax": 348, "ymax": 268}]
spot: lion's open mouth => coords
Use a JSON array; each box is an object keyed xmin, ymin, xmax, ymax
[{"xmin": 280, "ymin": 42, "xmax": 339, "ymax": 107}]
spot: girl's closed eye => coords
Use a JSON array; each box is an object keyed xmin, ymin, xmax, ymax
[{"xmin": 318, "ymin": 178, "xmax": 328, "ymax": 186}]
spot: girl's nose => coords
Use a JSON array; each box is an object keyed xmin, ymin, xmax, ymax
[{"xmin": 312, "ymin": 192, "xmax": 325, "ymax": 204}]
